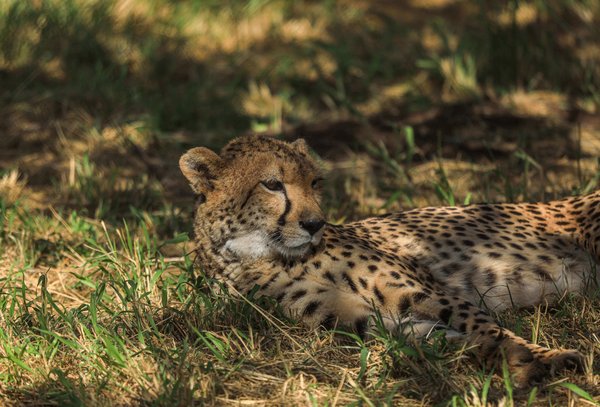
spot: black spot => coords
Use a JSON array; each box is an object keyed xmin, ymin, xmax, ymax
[
  {"xmin": 261, "ymin": 273, "xmax": 280, "ymax": 290},
  {"xmin": 303, "ymin": 301, "xmax": 321, "ymax": 316},
  {"xmin": 439, "ymin": 309, "xmax": 452, "ymax": 324},
  {"xmin": 412, "ymin": 292, "xmax": 428, "ymax": 304},
  {"xmin": 537, "ymin": 254, "xmax": 551, "ymax": 262},
  {"xmin": 512, "ymin": 253, "xmax": 527, "ymax": 261},
  {"xmin": 358, "ymin": 277, "xmax": 368, "ymax": 289},
  {"xmin": 323, "ymin": 271, "xmax": 336, "ymax": 284},
  {"xmin": 533, "ymin": 267, "xmax": 552, "ymax": 281},
  {"xmin": 398, "ymin": 296, "xmax": 411, "ymax": 313},
  {"xmin": 291, "ymin": 289, "xmax": 307, "ymax": 301},
  {"xmin": 355, "ymin": 317, "xmax": 368, "ymax": 338},
  {"xmin": 373, "ymin": 286, "xmax": 385, "ymax": 304},
  {"xmin": 195, "ymin": 193, "xmax": 206, "ymax": 205},
  {"xmin": 320, "ymin": 314, "xmax": 338, "ymax": 329},
  {"xmin": 341, "ymin": 272, "xmax": 358, "ymax": 292},
  {"xmin": 509, "ymin": 243, "xmax": 523, "ymax": 250},
  {"xmin": 445, "ymin": 263, "xmax": 462, "ymax": 274},
  {"xmin": 368, "ymin": 265, "xmax": 378, "ymax": 273},
  {"xmin": 485, "ymin": 270, "xmax": 496, "ymax": 286}
]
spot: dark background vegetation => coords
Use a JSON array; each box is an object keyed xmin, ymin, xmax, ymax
[{"xmin": 0, "ymin": 0, "xmax": 599, "ymax": 405}]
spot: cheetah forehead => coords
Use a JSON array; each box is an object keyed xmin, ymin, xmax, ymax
[{"xmin": 219, "ymin": 136, "xmax": 320, "ymax": 177}]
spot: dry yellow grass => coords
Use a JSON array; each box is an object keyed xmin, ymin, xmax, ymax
[{"xmin": 1, "ymin": 0, "xmax": 599, "ymax": 405}]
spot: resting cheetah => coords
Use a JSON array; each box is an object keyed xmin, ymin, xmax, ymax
[{"xmin": 180, "ymin": 135, "xmax": 599, "ymax": 386}]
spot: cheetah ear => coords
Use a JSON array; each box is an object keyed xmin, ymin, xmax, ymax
[
  {"xmin": 291, "ymin": 138, "xmax": 310, "ymax": 155},
  {"xmin": 179, "ymin": 147, "xmax": 223, "ymax": 195}
]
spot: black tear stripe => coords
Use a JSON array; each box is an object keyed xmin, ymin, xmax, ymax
[
  {"xmin": 277, "ymin": 186, "xmax": 291, "ymax": 226},
  {"xmin": 240, "ymin": 189, "xmax": 254, "ymax": 210}
]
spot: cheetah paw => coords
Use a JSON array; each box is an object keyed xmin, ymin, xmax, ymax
[{"xmin": 542, "ymin": 349, "xmax": 585, "ymax": 376}]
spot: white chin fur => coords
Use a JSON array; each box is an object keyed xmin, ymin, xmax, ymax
[
  {"xmin": 223, "ymin": 230, "xmax": 317, "ymax": 260},
  {"xmin": 223, "ymin": 231, "xmax": 273, "ymax": 259}
]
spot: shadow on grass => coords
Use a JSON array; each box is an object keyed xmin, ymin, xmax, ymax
[{"xmin": 0, "ymin": 0, "xmax": 598, "ymax": 221}]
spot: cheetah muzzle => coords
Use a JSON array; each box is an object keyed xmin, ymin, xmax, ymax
[{"xmin": 180, "ymin": 135, "xmax": 599, "ymax": 388}]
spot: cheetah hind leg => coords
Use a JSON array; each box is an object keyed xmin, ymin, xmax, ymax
[
  {"xmin": 530, "ymin": 346, "xmax": 585, "ymax": 376},
  {"xmin": 395, "ymin": 316, "xmax": 573, "ymax": 385},
  {"xmin": 382, "ymin": 312, "xmax": 549, "ymax": 386},
  {"xmin": 410, "ymin": 292, "xmax": 584, "ymax": 387},
  {"xmin": 467, "ymin": 321, "xmax": 585, "ymax": 386}
]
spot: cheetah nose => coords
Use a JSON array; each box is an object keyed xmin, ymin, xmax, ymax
[{"xmin": 299, "ymin": 219, "xmax": 325, "ymax": 236}]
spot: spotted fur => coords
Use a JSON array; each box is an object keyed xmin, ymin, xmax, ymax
[{"xmin": 180, "ymin": 135, "xmax": 599, "ymax": 387}]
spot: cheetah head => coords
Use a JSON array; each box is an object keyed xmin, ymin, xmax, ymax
[{"xmin": 180, "ymin": 136, "xmax": 325, "ymax": 260}]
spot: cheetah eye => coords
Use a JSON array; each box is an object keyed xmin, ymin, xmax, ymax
[
  {"xmin": 311, "ymin": 177, "xmax": 324, "ymax": 189},
  {"xmin": 261, "ymin": 179, "xmax": 284, "ymax": 191}
]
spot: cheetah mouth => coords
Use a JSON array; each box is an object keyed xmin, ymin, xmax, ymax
[
  {"xmin": 269, "ymin": 230, "xmax": 322, "ymax": 259},
  {"xmin": 271, "ymin": 241, "xmax": 312, "ymax": 258}
]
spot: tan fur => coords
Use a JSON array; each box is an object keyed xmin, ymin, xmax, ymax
[{"xmin": 180, "ymin": 135, "xmax": 600, "ymax": 387}]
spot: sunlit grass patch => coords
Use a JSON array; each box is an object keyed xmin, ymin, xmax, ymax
[{"xmin": 0, "ymin": 170, "xmax": 27, "ymax": 208}]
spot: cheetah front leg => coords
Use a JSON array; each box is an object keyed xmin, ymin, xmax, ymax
[{"xmin": 410, "ymin": 292, "xmax": 584, "ymax": 386}]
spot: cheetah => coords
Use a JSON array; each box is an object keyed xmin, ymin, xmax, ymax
[{"xmin": 180, "ymin": 135, "xmax": 599, "ymax": 387}]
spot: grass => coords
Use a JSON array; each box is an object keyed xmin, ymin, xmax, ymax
[{"xmin": 1, "ymin": 0, "xmax": 600, "ymax": 405}]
